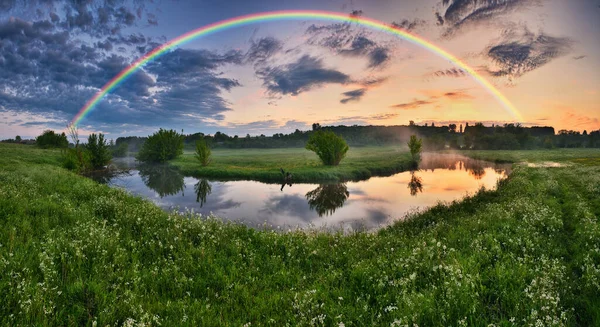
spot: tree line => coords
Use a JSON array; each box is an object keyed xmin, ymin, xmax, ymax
[{"xmin": 111, "ymin": 122, "xmax": 599, "ymax": 151}]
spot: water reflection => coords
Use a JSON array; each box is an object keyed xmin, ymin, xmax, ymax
[
  {"xmin": 194, "ymin": 179, "xmax": 212, "ymax": 208},
  {"xmin": 305, "ymin": 183, "xmax": 350, "ymax": 217},
  {"xmin": 96, "ymin": 154, "xmax": 512, "ymax": 230},
  {"xmin": 138, "ymin": 164, "xmax": 185, "ymax": 198},
  {"xmin": 407, "ymin": 171, "xmax": 423, "ymax": 196}
]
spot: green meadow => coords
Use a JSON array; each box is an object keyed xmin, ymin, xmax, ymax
[{"xmin": 1, "ymin": 143, "xmax": 600, "ymax": 326}]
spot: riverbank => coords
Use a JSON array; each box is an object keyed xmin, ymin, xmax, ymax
[
  {"xmin": 171, "ymin": 146, "xmax": 415, "ymax": 182},
  {"xmin": 1, "ymin": 143, "xmax": 599, "ymax": 325}
]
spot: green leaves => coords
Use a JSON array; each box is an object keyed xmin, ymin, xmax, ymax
[
  {"xmin": 136, "ymin": 128, "xmax": 184, "ymax": 163},
  {"xmin": 194, "ymin": 138, "xmax": 212, "ymax": 166},
  {"xmin": 86, "ymin": 133, "xmax": 112, "ymax": 169},
  {"xmin": 305, "ymin": 130, "xmax": 349, "ymax": 166},
  {"xmin": 408, "ymin": 135, "xmax": 422, "ymax": 163}
]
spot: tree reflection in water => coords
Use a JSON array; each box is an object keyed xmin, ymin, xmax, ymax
[
  {"xmin": 407, "ymin": 171, "xmax": 423, "ymax": 196},
  {"xmin": 305, "ymin": 183, "xmax": 350, "ymax": 217},
  {"xmin": 194, "ymin": 179, "xmax": 212, "ymax": 208},
  {"xmin": 138, "ymin": 164, "xmax": 185, "ymax": 198}
]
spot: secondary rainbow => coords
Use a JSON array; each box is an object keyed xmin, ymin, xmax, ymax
[{"xmin": 70, "ymin": 10, "xmax": 522, "ymax": 127}]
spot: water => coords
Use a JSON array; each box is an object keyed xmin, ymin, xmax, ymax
[{"xmin": 93, "ymin": 154, "xmax": 511, "ymax": 230}]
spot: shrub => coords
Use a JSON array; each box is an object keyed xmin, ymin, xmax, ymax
[
  {"xmin": 194, "ymin": 138, "xmax": 212, "ymax": 166},
  {"xmin": 136, "ymin": 128, "xmax": 184, "ymax": 163},
  {"xmin": 61, "ymin": 148, "xmax": 91, "ymax": 172},
  {"xmin": 36, "ymin": 130, "xmax": 68, "ymax": 148},
  {"xmin": 86, "ymin": 133, "xmax": 112, "ymax": 169},
  {"xmin": 305, "ymin": 130, "xmax": 349, "ymax": 166},
  {"xmin": 408, "ymin": 135, "xmax": 422, "ymax": 162}
]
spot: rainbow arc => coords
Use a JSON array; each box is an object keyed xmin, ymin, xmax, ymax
[{"xmin": 70, "ymin": 10, "xmax": 522, "ymax": 127}]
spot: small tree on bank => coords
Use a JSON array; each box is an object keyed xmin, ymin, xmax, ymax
[
  {"xmin": 305, "ymin": 130, "xmax": 349, "ymax": 166},
  {"xmin": 86, "ymin": 133, "xmax": 112, "ymax": 169},
  {"xmin": 136, "ymin": 128, "xmax": 184, "ymax": 163},
  {"xmin": 194, "ymin": 138, "xmax": 211, "ymax": 166},
  {"xmin": 408, "ymin": 135, "xmax": 422, "ymax": 163}
]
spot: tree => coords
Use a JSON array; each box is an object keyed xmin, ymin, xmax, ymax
[
  {"xmin": 36, "ymin": 130, "xmax": 68, "ymax": 148},
  {"xmin": 448, "ymin": 124, "xmax": 456, "ymax": 133},
  {"xmin": 15, "ymin": 135, "xmax": 21, "ymax": 142},
  {"xmin": 312, "ymin": 123, "xmax": 321, "ymax": 131},
  {"xmin": 86, "ymin": 133, "xmax": 112, "ymax": 169},
  {"xmin": 409, "ymin": 120, "xmax": 415, "ymax": 127},
  {"xmin": 460, "ymin": 124, "xmax": 463, "ymax": 134},
  {"xmin": 407, "ymin": 135, "xmax": 422, "ymax": 162},
  {"xmin": 194, "ymin": 138, "xmax": 211, "ymax": 166},
  {"xmin": 305, "ymin": 130, "xmax": 349, "ymax": 166},
  {"xmin": 136, "ymin": 128, "xmax": 184, "ymax": 163}
]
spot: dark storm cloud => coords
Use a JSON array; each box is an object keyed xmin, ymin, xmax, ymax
[
  {"xmin": 485, "ymin": 28, "xmax": 572, "ymax": 80},
  {"xmin": 0, "ymin": 0, "xmax": 158, "ymax": 37},
  {"xmin": 436, "ymin": 0, "xmax": 539, "ymax": 36},
  {"xmin": 0, "ymin": 15, "xmax": 244, "ymax": 128},
  {"xmin": 256, "ymin": 55, "xmax": 350, "ymax": 96},
  {"xmin": 340, "ymin": 88, "xmax": 366, "ymax": 104},
  {"xmin": 245, "ymin": 37, "xmax": 282, "ymax": 66},
  {"xmin": 305, "ymin": 21, "xmax": 392, "ymax": 68}
]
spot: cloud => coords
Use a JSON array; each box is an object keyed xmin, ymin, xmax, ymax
[
  {"xmin": 573, "ymin": 55, "xmax": 586, "ymax": 60},
  {"xmin": 245, "ymin": 37, "xmax": 282, "ymax": 66},
  {"xmin": 391, "ymin": 99, "xmax": 434, "ymax": 110},
  {"xmin": 436, "ymin": 0, "xmax": 540, "ymax": 37},
  {"xmin": 340, "ymin": 88, "xmax": 367, "ymax": 104},
  {"xmin": 430, "ymin": 68, "xmax": 466, "ymax": 78},
  {"xmin": 562, "ymin": 110, "xmax": 600, "ymax": 128},
  {"xmin": 485, "ymin": 27, "xmax": 572, "ymax": 80},
  {"xmin": 256, "ymin": 55, "xmax": 350, "ymax": 96},
  {"xmin": 439, "ymin": 91, "xmax": 474, "ymax": 100},
  {"xmin": 1, "ymin": 0, "xmax": 160, "ymax": 38},
  {"xmin": 390, "ymin": 90, "xmax": 474, "ymax": 109},
  {"xmin": 305, "ymin": 22, "xmax": 392, "ymax": 68},
  {"xmin": 391, "ymin": 19, "xmax": 426, "ymax": 32},
  {"xmin": 0, "ymin": 17, "xmax": 244, "ymax": 132}
]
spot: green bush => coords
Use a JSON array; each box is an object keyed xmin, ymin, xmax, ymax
[
  {"xmin": 194, "ymin": 138, "xmax": 212, "ymax": 166},
  {"xmin": 36, "ymin": 130, "xmax": 68, "ymax": 148},
  {"xmin": 305, "ymin": 130, "xmax": 349, "ymax": 166},
  {"xmin": 61, "ymin": 148, "xmax": 91, "ymax": 172},
  {"xmin": 86, "ymin": 133, "xmax": 112, "ymax": 169},
  {"xmin": 408, "ymin": 135, "xmax": 422, "ymax": 162},
  {"xmin": 136, "ymin": 128, "xmax": 184, "ymax": 163}
]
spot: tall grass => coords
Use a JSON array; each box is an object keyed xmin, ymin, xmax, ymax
[{"xmin": 1, "ymin": 143, "xmax": 599, "ymax": 325}]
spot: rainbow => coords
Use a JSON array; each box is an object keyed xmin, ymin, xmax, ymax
[{"xmin": 70, "ymin": 10, "xmax": 522, "ymax": 127}]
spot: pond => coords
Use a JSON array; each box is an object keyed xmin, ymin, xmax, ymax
[{"xmin": 90, "ymin": 154, "xmax": 512, "ymax": 230}]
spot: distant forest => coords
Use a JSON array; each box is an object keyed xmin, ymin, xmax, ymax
[{"xmin": 112, "ymin": 122, "xmax": 600, "ymax": 151}]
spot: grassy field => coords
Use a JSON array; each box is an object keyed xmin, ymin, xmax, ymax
[
  {"xmin": 1, "ymin": 143, "xmax": 600, "ymax": 326},
  {"xmin": 172, "ymin": 147, "xmax": 600, "ymax": 183},
  {"xmin": 171, "ymin": 146, "xmax": 414, "ymax": 182},
  {"xmin": 453, "ymin": 148, "xmax": 600, "ymax": 164}
]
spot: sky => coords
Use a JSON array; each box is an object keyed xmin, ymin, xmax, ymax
[{"xmin": 0, "ymin": 0, "xmax": 598, "ymax": 139}]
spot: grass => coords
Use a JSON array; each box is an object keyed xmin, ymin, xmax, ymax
[
  {"xmin": 454, "ymin": 148, "xmax": 600, "ymax": 163},
  {"xmin": 1, "ymin": 143, "xmax": 600, "ymax": 326},
  {"xmin": 171, "ymin": 146, "xmax": 414, "ymax": 182}
]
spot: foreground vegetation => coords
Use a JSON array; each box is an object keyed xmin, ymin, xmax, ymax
[
  {"xmin": 172, "ymin": 146, "xmax": 414, "ymax": 182},
  {"xmin": 1, "ymin": 143, "xmax": 599, "ymax": 325}
]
